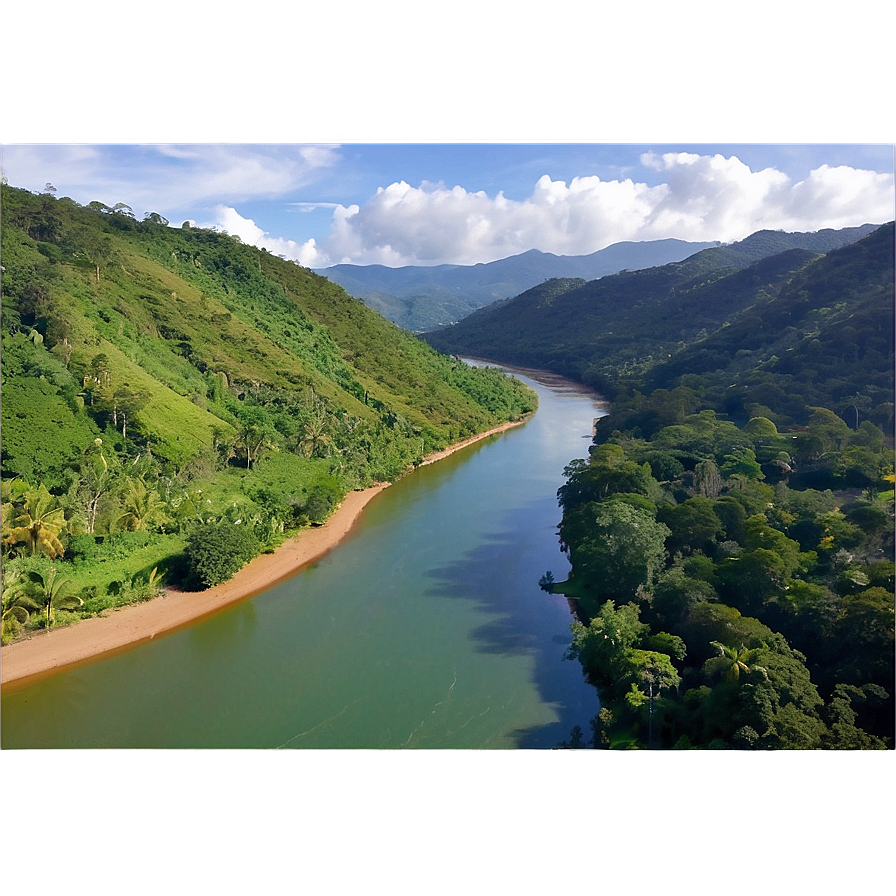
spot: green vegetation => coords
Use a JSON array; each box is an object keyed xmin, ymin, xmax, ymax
[
  {"xmin": 1, "ymin": 184, "xmax": 536, "ymax": 641},
  {"xmin": 320, "ymin": 238, "xmax": 718, "ymax": 332},
  {"xmin": 555, "ymin": 401, "xmax": 893, "ymax": 749},
  {"xmin": 184, "ymin": 521, "xmax": 261, "ymax": 589},
  {"xmin": 424, "ymin": 224, "xmax": 886, "ymax": 417},
  {"xmin": 487, "ymin": 223, "xmax": 895, "ymax": 749}
]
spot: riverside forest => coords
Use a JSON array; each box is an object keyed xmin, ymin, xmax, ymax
[
  {"xmin": 429, "ymin": 220, "xmax": 896, "ymax": 749},
  {"xmin": 2, "ymin": 182, "xmax": 894, "ymax": 750}
]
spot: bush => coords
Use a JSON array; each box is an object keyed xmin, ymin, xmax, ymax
[{"xmin": 184, "ymin": 520, "xmax": 260, "ymax": 588}]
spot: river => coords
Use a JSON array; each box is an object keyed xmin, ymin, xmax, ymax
[
  {"xmin": 0, "ymin": 377, "xmax": 896, "ymax": 896},
  {"xmin": 1, "ymin": 366, "xmax": 606, "ymax": 749}
]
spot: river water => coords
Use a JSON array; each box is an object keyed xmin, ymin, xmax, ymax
[
  {"xmin": 0, "ymin": 370, "xmax": 896, "ymax": 896},
  {"xmin": 1, "ymin": 367, "xmax": 605, "ymax": 749}
]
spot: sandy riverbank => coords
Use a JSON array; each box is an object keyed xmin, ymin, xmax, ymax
[{"xmin": 1, "ymin": 419, "xmax": 526, "ymax": 687}]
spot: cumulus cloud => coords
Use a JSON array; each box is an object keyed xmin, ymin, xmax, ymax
[
  {"xmin": 212, "ymin": 206, "xmax": 326, "ymax": 267},
  {"xmin": 317, "ymin": 176, "xmax": 668, "ymax": 266},
  {"xmin": 4, "ymin": 145, "xmax": 891, "ymax": 267},
  {"xmin": 316, "ymin": 153, "xmax": 894, "ymax": 266}
]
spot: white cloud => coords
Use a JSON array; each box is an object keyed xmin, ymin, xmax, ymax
[
  {"xmin": 312, "ymin": 153, "xmax": 894, "ymax": 265},
  {"xmin": 316, "ymin": 153, "xmax": 894, "ymax": 265},
  {"xmin": 3, "ymin": 146, "xmax": 891, "ymax": 267},
  {"xmin": 212, "ymin": 206, "xmax": 326, "ymax": 267},
  {"xmin": 318, "ymin": 175, "xmax": 670, "ymax": 266},
  {"xmin": 0, "ymin": 144, "xmax": 341, "ymax": 220},
  {"xmin": 784, "ymin": 164, "xmax": 896, "ymax": 229}
]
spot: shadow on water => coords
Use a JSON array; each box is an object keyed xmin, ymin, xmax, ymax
[{"xmin": 423, "ymin": 495, "xmax": 599, "ymax": 748}]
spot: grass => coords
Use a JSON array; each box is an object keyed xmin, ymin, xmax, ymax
[{"xmin": 66, "ymin": 532, "xmax": 187, "ymax": 608}]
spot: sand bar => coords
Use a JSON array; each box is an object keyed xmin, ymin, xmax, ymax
[{"xmin": 1, "ymin": 419, "xmax": 525, "ymax": 687}]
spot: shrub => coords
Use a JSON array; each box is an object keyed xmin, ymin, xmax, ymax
[{"xmin": 184, "ymin": 520, "xmax": 260, "ymax": 588}]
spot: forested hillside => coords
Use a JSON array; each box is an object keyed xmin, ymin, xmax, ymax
[
  {"xmin": 0, "ymin": 185, "xmax": 535, "ymax": 641},
  {"xmin": 424, "ymin": 224, "xmax": 881, "ymax": 399},
  {"xmin": 536, "ymin": 223, "xmax": 895, "ymax": 749}
]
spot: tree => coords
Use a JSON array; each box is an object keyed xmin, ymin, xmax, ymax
[
  {"xmin": 567, "ymin": 599, "xmax": 649, "ymax": 685},
  {"xmin": 116, "ymin": 478, "xmax": 167, "ymax": 532},
  {"xmin": 807, "ymin": 407, "xmax": 851, "ymax": 453},
  {"xmin": 712, "ymin": 495, "xmax": 747, "ymax": 544},
  {"xmin": 737, "ymin": 650, "xmax": 827, "ymax": 749},
  {"xmin": 71, "ymin": 438, "xmax": 120, "ymax": 534},
  {"xmin": 235, "ymin": 405, "xmax": 277, "ymax": 469},
  {"xmin": 704, "ymin": 641, "xmax": 768, "ymax": 683},
  {"xmin": 625, "ymin": 649, "xmax": 681, "ymax": 747},
  {"xmin": 1, "ymin": 563, "xmax": 41, "ymax": 643},
  {"xmin": 645, "ymin": 631, "xmax": 687, "ymax": 662},
  {"xmin": 829, "ymin": 587, "xmax": 895, "ymax": 690},
  {"xmin": 298, "ymin": 393, "xmax": 336, "ymax": 458},
  {"xmin": 110, "ymin": 385, "xmax": 150, "ymax": 439},
  {"xmin": 71, "ymin": 224, "xmax": 113, "ymax": 282},
  {"xmin": 693, "ymin": 458, "xmax": 722, "ymax": 498},
  {"xmin": 744, "ymin": 416, "xmax": 780, "ymax": 443},
  {"xmin": 822, "ymin": 683, "xmax": 889, "ymax": 749},
  {"xmin": 2, "ymin": 482, "xmax": 68, "ymax": 558},
  {"xmin": 184, "ymin": 520, "xmax": 261, "ymax": 588},
  {"xmin": 558, "ymin": 445, "xmax": 657, "ymax": 512},
  {"xmin": 83, "ymin": 353, "xmax": 113, "ymax": 407},
  {"xmin": 567, "ymin": 502, "xmax": 670, "ymax": 604},
  {"xmin": 721, "ymin": 447, "xmax": 764, "ymax": 481},
  {"xmin": 716, "ymin": 548, "xmax": 789, "ymax": 615},
  {"xmin": 677, "ymin": 602, "xmax": 779, "ymax": 667},
  {"xmin": 24, "ymin": 566, "xmax": 83, "ymax": 630},
  {"xmin": 651, "ymin": 566, "xmax": 718, "ymax": 627},
  {"xmin": 656, "ymin": 496, "xmax": 723, "ymax": 556}
]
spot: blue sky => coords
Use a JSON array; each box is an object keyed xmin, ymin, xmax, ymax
[{"xmin": 2, "ymin": 143, "xmax": 893, "ymax": 268}]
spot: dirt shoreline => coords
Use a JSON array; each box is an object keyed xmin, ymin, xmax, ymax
[{"xmin": 1, "ymin": 418, "xmax": 526, "ymax": 687}]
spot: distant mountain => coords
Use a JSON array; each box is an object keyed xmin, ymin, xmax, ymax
[
  {"xmin": 316, "ymin": 239, "xmax": 719, "ymax": 331},
  {"xmin": 422, "ymin": 223, "xmax": 885, "ymax": 400}
]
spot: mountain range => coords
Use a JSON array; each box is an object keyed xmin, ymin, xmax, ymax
[
  {"xmin": 423, "ymin": 222, "xmax": 891, "ymax": 428},
  {"xmin": 317, "ymin": 238, "xmax": 719, "ymax": 331}
]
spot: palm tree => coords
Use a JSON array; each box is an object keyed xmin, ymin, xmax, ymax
[
  {"xmin": 25, "ymin": 567, "xmax": 83, "ymax": 631},
  {"xmin": 705, "ymin": 641, "xmax": 769, "ymax": 682},
  {"xmin": 116, "ymin": 478, "xmax": 166, "ymax": 532},
  {"xmin": 1, "ymin": 567, "xmax": 41, "ymax": 643},
  {"xmin": 3, "ymin": 483, "xmax": 68, "ymax": 558}
]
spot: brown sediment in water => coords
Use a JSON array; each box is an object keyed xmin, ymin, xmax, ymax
[{"xmin": 1, "ymin": 419, "xmax": 526, "ymax": 687}]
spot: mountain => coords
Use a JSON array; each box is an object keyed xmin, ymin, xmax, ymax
[
  {"xmin": 316, "ymin": 239, "xmax": 719, "ymax": 331},
  {"xmin": 422, "ymin": 223, "xmax": 885, "ymax": 411},
  {"xmin": 1, "ymin": 185, "xmax": 535, "ymax": 477},
  {"xmin": 0, "ymin": 184, "xmax": 536, "ymax": 611},
  {"xmin": 637, "ymin": 221, "xmax": 895, "ymax": 427}
]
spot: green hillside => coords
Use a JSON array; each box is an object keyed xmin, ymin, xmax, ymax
[
  {"xmin": 424, "ymin": 224, "xmax": 883, "ymax": 403},
  {"xmin": 318, "ymin": 238, "xmax": 719, "ymax": 331},
  {"xmin": 0, "ymin": 185, "xmax": 535, "ymax": 637},
  {"xmin": 591, "ymin": 222, "xmax": 895, "ymax": 438},
  {"xmin": 639, "ymin": 223, "xmax": 895, "ymax": 419}
]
